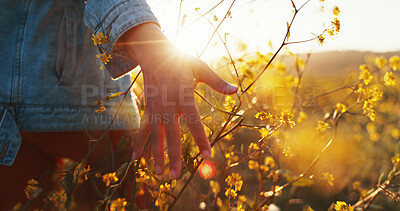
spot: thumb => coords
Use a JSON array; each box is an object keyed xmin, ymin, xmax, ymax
[{"xmin": 194, "ymin": 60, "xmax": 238, "ymax": 94}]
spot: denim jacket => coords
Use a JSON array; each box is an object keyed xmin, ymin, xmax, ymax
[{"xmin": 0, "ymin": 0, "xmax": 159, "ymax": 166}]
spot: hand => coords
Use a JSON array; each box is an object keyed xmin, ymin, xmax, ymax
[{"xmin": 119, "ymin": 23, "xmax": 238, "ymax": 179}]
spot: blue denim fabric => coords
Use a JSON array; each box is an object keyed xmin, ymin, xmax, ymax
[{"xmin": 0, "ymin": 0, "xmax": 159, "ymax": 166}]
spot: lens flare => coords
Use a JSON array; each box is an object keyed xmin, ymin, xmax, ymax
[{"xmin": 199, "ymin": 161, "xmax": 215, "ymax": 179}]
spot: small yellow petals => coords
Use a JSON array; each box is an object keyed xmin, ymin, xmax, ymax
[
  {"xmin": 264, "ymin": 156, "xmax": 275, "ymax": 168},
  {"xmin": 316, "ymin": 121, "xmax": 330, "ymax": 132},
  {"xmin": 24, "ymin": 179, "xmax": 39, "ymax": 199},
  {"xmin": 389, "ymin": 55, "xmax": 399, "ymax": 70},
  {"xmin": 255, "ymin": 111, "xmax": 273, "ymax": 121},
  {"xmin": 375, "ymin": 57, "xmax": 387, "ymax": 69},
  {"xmin": 303, "ymin": 206, "xmax": 315, "ymax": 211},
  {"xmin": 280, "ymin": 109, "xmax": 295, "ymax": 128},
  {"xmin": 384, "ymin": 71, "xmax": 396, "ymax": 86},
  {"xmin": 110, "ymin": 198, "xmax": 127, "ymax": 211},
  {"xmin": 334, "ymin": 201, "xmax": 353, "ymax": 211},
  {"xmin": 359, "ymin": 65, "xmax": 373, "ymax": 85},
  {"xmin": 318, "ymin": 35, "xmax": 325, "ymax": 45},
  {"xmin": 297, "ymin": 111, "xmax": 307, "ymax": 123},
  {"xmin": 282, "ymin": 142, "xmax": 295, "ymax": 158},
  {"xmin": 102, "ymin": 172, "xmax": 118, "ymax": 186},
  {"xmin": 248, "ymin": 160, "xmax": 259, "ymax": 170},
  {"xmin": 216, "ymin": 197, "xmax": 223, "ymax": 207},
  {"xmin": 92, "ymin": 32, "xmax": 109, "ymax": 46},
  {"xmin": 223, "ymin": 96, "xmax": 236, "ymax": 110},
  {"xmin": 95, "ymin": 105, "xmax": 106, "ymax": 114},
  {"xmin": 210, "ymin": 180, "xmax": 220, "ymax": 197},
  {"xmin": 276, "ymin": 61, "xmax": 286, "ymax": 74},
  {"xmin": 248, "ymin": 142, "xmax": 260, "ymax": 152},
  {"xmin": 322, "ymin": 172, "xmax": 335, "ymax": 186},
  {"xmin": 97, "ymin": 52, "xmax": 112, "ymax": 65},
  {"xmin": 259, "ymin": 128, "xmax": 269, "ymax": 137},
  {"xmin": 296, "ymin": 57, "xmax": 305, "ymax": 70},
  {"xmin": 391, "ymin": 128, "xmax": 400, "ymax": 139},
  {"xmin": 332, "ymin": 6, "xmax": 340, "ymax": 16},
  {"xmin": 48, "ymin": 190, "xmax": 67, "ymax": 208},
  {"xmin": 332, "ymin": 18, "xmax": 340, "ymax": 32},
  {"xmin": 225, "ymin": 173, "xmax": 243, "ymax": 199},
  {"xmin": 11, "ymin": 202, "xmax": 22, "ymax": 211},
  {"xmin": 334, "ymin": 103, "xmax": 347, "ymax": 113}
]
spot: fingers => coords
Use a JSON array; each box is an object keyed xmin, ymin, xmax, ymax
[
  {"xmin": 150, "ymin": 120, "xmax": 165, "ymax": 175},
  {"xmin": 163, "ymin": 106, "xmax": 182, "ymax": 179},
  {"xmin": 194, "ymin": 60, "xmax": 238, "ymax": 95},
  {"xmin": 132, "ymin": 112, "xmax": 151, "ymax": 161},
  {"xmin": 181, "ymin": 101, "xmax": 211, "ymax": 160}
]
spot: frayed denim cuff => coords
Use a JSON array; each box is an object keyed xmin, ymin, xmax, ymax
[{"xmin": 84, "ymin": 0, "xmax": 160, "ymax": 79}]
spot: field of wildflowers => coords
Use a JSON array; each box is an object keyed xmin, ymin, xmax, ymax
[{"xmin": 16, "ymin": 0, "xmax": 400, "ymax": 210}]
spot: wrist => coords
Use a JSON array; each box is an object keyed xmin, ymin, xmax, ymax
[{"xmin": 116, "ymin": 23, "xmax": 175, "ymax": 67}]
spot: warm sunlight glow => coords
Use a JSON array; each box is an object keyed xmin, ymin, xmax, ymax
[{"xmin": 173, "ymin": 23, "xmax": 211, "ymax": 57}]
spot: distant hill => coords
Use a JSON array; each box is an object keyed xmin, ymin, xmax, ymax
[{"xmin": 294, "ymin": 50, "xmax": 400, "ymax": 77}]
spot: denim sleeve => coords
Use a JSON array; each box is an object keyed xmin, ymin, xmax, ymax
[{"xmin": 84, "ymin": 0, "xmax": 159, "ymax": 79}]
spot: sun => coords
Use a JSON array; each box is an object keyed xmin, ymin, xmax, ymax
[{"xmin": 169, "ymin": 22, "xmax": 215, "ymax": 59}]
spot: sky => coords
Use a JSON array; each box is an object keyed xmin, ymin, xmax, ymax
[{"xmin": 147, "ymin": 0, "xmax": 400, "ymax": 60}]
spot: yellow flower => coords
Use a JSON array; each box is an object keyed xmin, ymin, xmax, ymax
[
  {"xmin": 102, "ymin": 172, "xmax": 118, "ymax": 186},
  {"xmin": 110, "ymin": 198, "xmax": 127, "ymax": 211},
  {"xmin": 24, "ymin": 179, "xmax": 39, "ymax": 199},
  {"xmin": 366, "ymin": 109, "xmax": 377, "ymax": 121},
  {"xmin": 210, "ymin": 180, "xmax": 220, "ymax": 197},
  {"xmin": 318, "ymin": 35, "xmax": 325, "ymax": 45},
  {"xmin": 223, "ymin": 96, "xmax": 236, "ymax": 110},
  {"xmin": 92, "ymin": 32, "xmax": 109, "ymax": 45},
  {"xmin": 280, "ymin": 109, "xmax": 295, "ymax": 128},
  {"xmin": 96, "ymin": 52, "xmax": 112, "ymax": 65},
  {"xmin": 225, "ymin": 188, "xmax": 238, "ymax": 198},
  {"xmin": 316, "ymin": 121, "xmax": 330, "ymax": 132},
  {"xmin": 216, "ymin": 197, "xmax": 223, "ymax": 207},
  {"xmin": 334, "ymin": 103, "xmax": 347, "ymax": 113},
  {"xmin": 389, "ymin": 55, "xmax": 399, "ymax": 70},
  {"xmin": 48, "ymin": 190, "xmax": 67, "ymax": 208},
  {"xmin": 259, "ymin": 128, "xmax": 269, "ymax": 137},
  {"xmin": 136, "ymin": 169, "xmax": 150, "ymax": 183},
  {"xmin": 327, "ymin": 29, "xmax": 335, "ymax": 36},
  {"xmin": 332, "ymin": 18, "xmax": 340, "ymax": 32},
  {"xmin": 332, "ymin": 6, "xmax": 340, "ymax": 16},
  {"xmin": 225, "ymin": 173, "xmax": 243, "ymax": 190},
  {"xmin": 296, "ymin": 57, "xmax": 305, "ymax": 70},
  {"xmin": 155, "ymin": 183, "xmax": 171, "ymax": 209},
  {"xmin": 11, "ymin": 202, "xmax": 22, "ymax": 211},
  {"xmin": 359, "ymin": 65, "xmax": 373, "ymax": 85},
  {"xmin": 276, "ymin": 61, "xmax": 286, "ymax": 74},
  {"xmin": 248, "ymin": 142, "xmax": 260, "ymax": 152},
  {"xmin": 297, "ymin": 111, "xmax": 307, "ymax": 123},
  {"xmin": 264, "ymin": 156, "xmax": 275, "ymax": 168},
  {"xmin": 334, "ymin": 201, "xmax": 353, "ymax": 211},
  {"xmin": 391, "ymin": 128, "xmax": 400, "ymax": 139},
  {"xmin": 95, "ymin": 105, "xmax": 106, "ymax": 114},
  {"xmin": 255, "ymin": 111, "xmax": 273, "ymax": 121},
  {"xmin": 248, "ymin": 160, "xmax": 259, "ymax": 170},
  {"xmin": 237, "ymin": 195, "xmax": 247, "ymax": 210},
  {"xmin": 384, "ymin": 71, "xmax": 395, "ymax": 86},
  {"xmin": 375, "ymin": 57, "xmax": 387, "ymax": 69},
  {"xmin": 322, "ymin": 172, "xmax": 335, "ymax": 186},
  {"xmin": 391, "ymin": 154, "xmax": 400, "ymax": 165},
  {"xmin": 282, "ymin": 142, "xmax": 294, "ymax": 158},
  {"xmin": 225, "ymin": 173, "xmax": 243, "ymax": 199}
]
